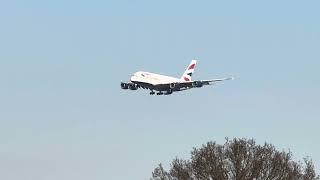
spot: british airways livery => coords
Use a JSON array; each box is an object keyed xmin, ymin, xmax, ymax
[{"xmin": 121, "ymin": 60, "xmax": 233, "ymax": 95}]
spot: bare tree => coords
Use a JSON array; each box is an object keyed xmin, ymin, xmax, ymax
[
  {"xmin": 151, "ymin": 138, "xmax": 319, "ymax": 180},
  {"xmin": 152, "ymin": 163, "xmax": 173, "ymax": 180}
]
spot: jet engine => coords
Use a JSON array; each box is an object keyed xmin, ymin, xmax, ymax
[
  {"xmin": 170, "ymin": 83, "xmax": 176, "ymax": 89},
  {"xmin": 121, "ymin": 82, "xmax": 129, "ymax": 89},
  {"xmin": 128, "ymin": 83, "xmax": 138, "ymax": 90},
  {"xmin": 192, "ymin": 81, "xmax": 203, "ymax": 88}
]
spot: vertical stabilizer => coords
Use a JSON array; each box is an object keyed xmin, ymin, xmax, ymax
[{"xmin": 181, "ymin": 60, "xmax": 197, "ymax": 81}]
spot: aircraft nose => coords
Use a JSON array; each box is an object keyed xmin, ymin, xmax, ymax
[{"xmin": 130, "ymin": 75, "xmax": 138, "ymax": 82}]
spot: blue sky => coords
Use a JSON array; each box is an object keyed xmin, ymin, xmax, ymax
[{"xmin": 0, "ymin": 0, "xmax": 320, "ymax": 179}]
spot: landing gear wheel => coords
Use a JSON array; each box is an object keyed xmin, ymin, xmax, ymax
[{"xmin": 150, "ymin": 91, "xmax": 155, "ymax": 95}]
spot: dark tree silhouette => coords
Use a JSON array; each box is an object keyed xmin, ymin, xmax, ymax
[{"xmin": 151, "ymin": 138, "xmax": 319, "ymax": 180}]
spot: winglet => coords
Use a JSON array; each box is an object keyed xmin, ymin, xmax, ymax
[{"xmin": 225, "ymin": 77, "xmax": 234, "ymax": 81}]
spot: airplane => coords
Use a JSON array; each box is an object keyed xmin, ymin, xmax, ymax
[{"xmin": 120, "ymin": 60, "xmax": 233, "ymax": 95}]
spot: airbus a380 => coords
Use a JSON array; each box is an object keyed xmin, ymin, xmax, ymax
[{"xmin": 121, "ymin": 60, "xmax": 233, "ymax": 95}]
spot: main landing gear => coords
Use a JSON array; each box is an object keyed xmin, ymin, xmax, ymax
[
  {"xmin": 149, "ymin": 91, "xmax": 164, "ymax": 95},
  {"xmin": 150, "ymin": 90, "xmax": 173, "ymax": 95},
  {"xmin": 156, "ymin": 92, "xmax": 164, "ymax": 95}
]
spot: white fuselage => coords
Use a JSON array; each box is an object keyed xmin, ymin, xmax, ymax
[{"xmin": 130, "ymin": 71, "xmax": 183, "ymax": 85}]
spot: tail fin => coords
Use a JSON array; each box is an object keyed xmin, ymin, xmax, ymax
[{"xmin": 181, "ymin": 60, "xmax": 197, "ymax": 82}]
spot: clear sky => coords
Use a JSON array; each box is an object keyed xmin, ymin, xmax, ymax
[{"xmin": 1, "ymin": 0, "xmax": 320, "ymax": 179}]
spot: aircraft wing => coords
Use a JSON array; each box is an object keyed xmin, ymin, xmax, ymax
[
  {"xmin": 168, "ymin": 77, "xmax": 234, "ymax": 90},
  {"xmin": 200, "ymin": 77, "xmax": 234, "ymax": 85}
]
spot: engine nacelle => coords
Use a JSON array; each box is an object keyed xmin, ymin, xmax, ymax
[
  {"xmin": 192, "ymin": 81, "xmax": 203, "ymax": 88},
  {"xmin": 170, "ymin": 83, "xmax": 176, "ymax": 89},
  {"xmin": 121, "ymin": 82, "xmax": 129, "ymax": 89},
  {"xmin": 128, "ymin": 83, "xmax": 138, "ymax": 90}
]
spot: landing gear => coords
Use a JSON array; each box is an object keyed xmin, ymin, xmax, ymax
[
  {"xmin": 150, "ymin": 90, "xmax": 172, "ymax": 96},
  {"xmin": 156, "ymin": 91, "xmax": 164, "ymax": 95}
]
